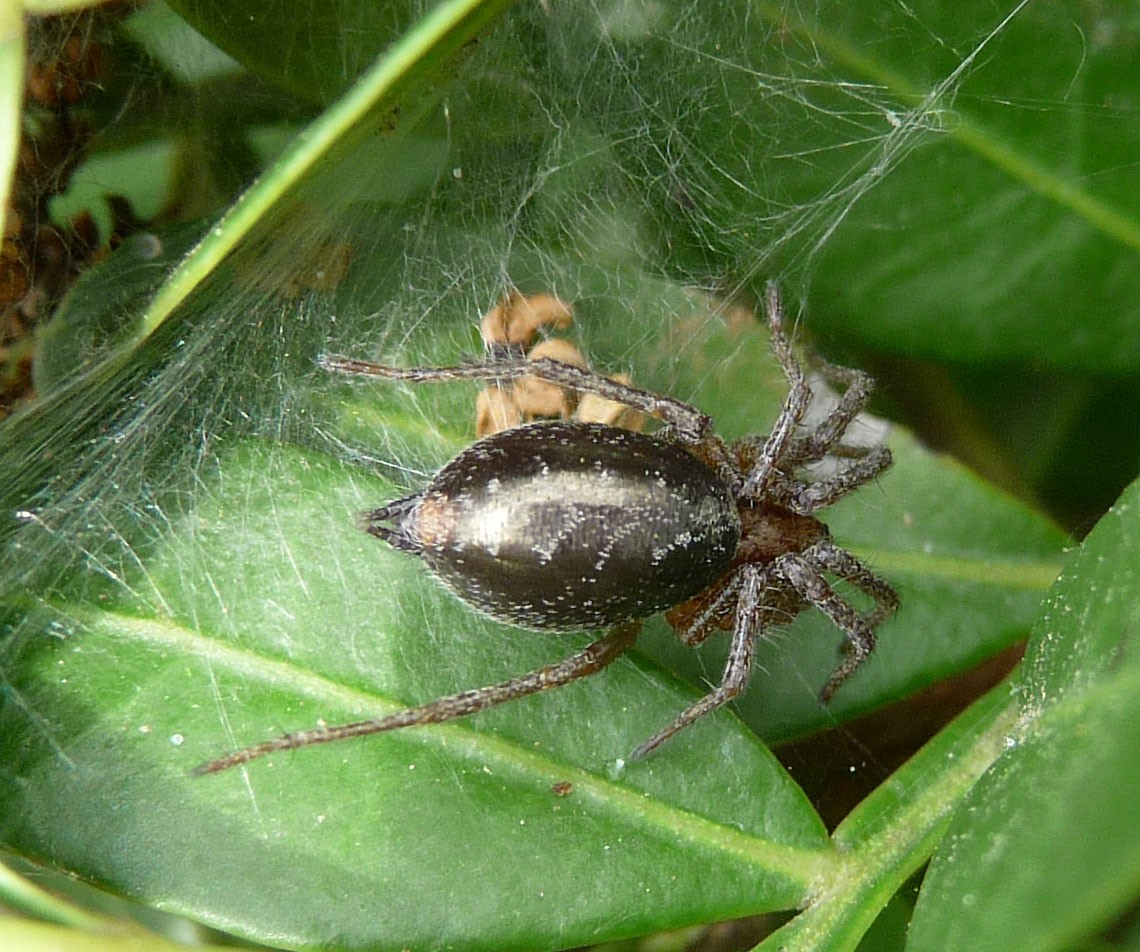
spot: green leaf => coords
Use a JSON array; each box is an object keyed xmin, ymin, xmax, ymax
[
  {"xmin": 908, "ymin": 475, "xmax": 1140, "ymax": 951},
  {"xmin": 756, "ymin": 683, "xmax": 1019, "ymax": 952},
  {"xmin": 550, "ymin": 1, "xmax": 1140, "ymax": 370},
  {"xmin": 0, "ymin": 442, "xmax": 831, "ymax": 951},
  {"xmin": 0, "ymin": 295, "xmax": 1063, "ymax": 948}
]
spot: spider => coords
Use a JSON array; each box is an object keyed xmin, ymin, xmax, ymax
[{"xmin": 194, "ymin": 283, "xmax": 898, "ymax": 775}]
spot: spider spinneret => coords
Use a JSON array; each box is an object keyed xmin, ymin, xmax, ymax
[{"xmin": 194, "ymin": 283, "xmax": 898, "ymax": 776}]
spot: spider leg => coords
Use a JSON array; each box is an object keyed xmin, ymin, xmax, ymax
[
  {"xmin": 767, "ymin": 446, "xmax": 893, "ymax": 514},
  {"xmin": 776, "ymin": 540, "xmax": 897, "ymax": 702},
  {"xmin": 193, "ymin": 621, "xmax": 641, "ymax": 775},
  {"xmin": 320, "ymin": 354, "xmax": 711, "ymax": 443},
  {"xmin": 809, "ymin": 538, "xmax": 899, "ymax": 630},
  {"xmin": 741, "ymin": 283, "xmax": 812, "ymax": 499},
  {"xmin": 669, "ymin": 572, "xmax": 742, "ymax": 646},
  {"xmin": 790, "ymin": 359, "xmax": 877, "ymax": 461},
  {"xmin": 630, "ymin": 565, "xmax": 764, "ymax": 761}
]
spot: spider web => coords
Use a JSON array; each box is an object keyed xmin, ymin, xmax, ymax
[
  {"xmin": 0, "ymin": 1, "xmax": 1095, "ymax": 936},
  {"xmin": 1, "ymin": 0, "xmax": 1060, "ymax": 760}
]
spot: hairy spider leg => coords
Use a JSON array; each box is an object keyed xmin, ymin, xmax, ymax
[
  {"xmin": 672, "ymin": 573, "xmax": 743, "ymax": 646},
  {"xmin": 773, "ymin": 446, "xmax": 893, "ymax": 514},
  {"xmin": 741, "ymin": 283, "xmax": 812, "ymax": 500},
  {"xmin": 809, "ymin": 538, "xmax": 900, "ymax": 634},
  {"xmin": 629, "ymin": 564, "xmax": 765, "ymax": 760},
  {"xmin": 320, "ymin": 354, "xmax": 711, "ymax": 443},
  {"xmin": 727, "ymin": 286, "xmax": 890, "ymax": 513},
  {"xmin": 634, "ymin": 531, "xmax": 899, "ymax": 760},
  {"xmin": 790, "ymin": 358, "xmax": 878, "ymax": 461},
  {"xmin": 193, "ymin": 622, "xmax": 642, "ymax": 775},
  {"xmin": 778, "ymin": 538, "xmax": 899, "ymax": 701}
]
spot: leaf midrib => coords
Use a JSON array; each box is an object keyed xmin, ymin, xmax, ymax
[{"xmin": 67, "ymin": 604, "xmax": 835, "ymax": 889}]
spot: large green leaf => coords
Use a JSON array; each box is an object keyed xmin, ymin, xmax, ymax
[
  {"xmin": 0, "ymin": 286, "xmax": 1063, "ymax": 948},
  {"xmin": 907, "ymin": 476, "xmax": 1140, "ymax": 952},
  {"xmin": 550, "ymin": 0, "xmax": 1140, "ymax": 370},
  {"xmin": 0, "ymin": 441, "xmax": 832, "ymax": 950}
]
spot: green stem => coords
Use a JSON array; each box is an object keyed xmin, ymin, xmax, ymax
[
  {"xmin": 136, "ymin": 0, "xmax": 519, "ymax": 344},
  {"xmin": 758, "ymin": 682, "xmax": 1019, "ymax": 950}
]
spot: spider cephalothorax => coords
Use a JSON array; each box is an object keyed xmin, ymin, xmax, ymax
[{"xmin": 195, "ymin": 283, "xmax": 897, "ymax": 775}]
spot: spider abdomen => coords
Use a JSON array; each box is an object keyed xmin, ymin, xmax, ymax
[{"xmin": 367, "ymin": 421, "xmax": 742, "ymax": 631}]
